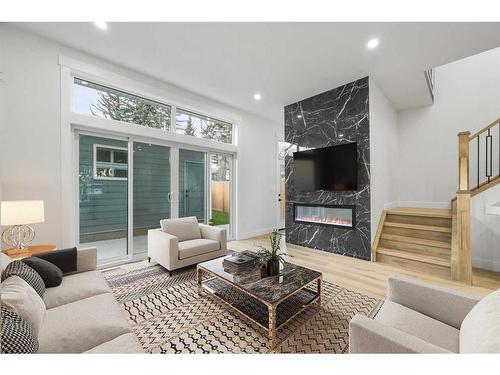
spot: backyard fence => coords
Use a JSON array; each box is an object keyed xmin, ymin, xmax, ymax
[{"xmin": 211, "ymin": 181, "xmax": 230, "ymax": 213}]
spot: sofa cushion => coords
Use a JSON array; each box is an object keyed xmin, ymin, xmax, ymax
[
  {"xmin": 34, "ymin": 247, "xmax": 77, "ymax": 274},
  {"xmin": 460, "ymin": 289, "xmax": 500, "ymax": 353},
  {"xmin": 2, "ymin": 260, "xmax": 45, "ymax": 298},
  {"xmin": 375, "ymin": 300, "xmax": 459, "ymax": 352},
  {"xmin": 160, "ymin": 216, "xmax": 201, "ymax": 242},
  {"xmin": 22, "ymin": 257, "xmax": 63, "ymax": 287},
  {"xmin": 84, "ymin": 333, "xmax": 143, "ymax": 353},
  {"xmin": 1, "ymin": 275, "xmax": 46, "ymax": 337},
  {"xmin": 178, "ymin": 239, "xmax": 220, "ymax": 260},
  {"xmin": 43, "ymin": 270, "xmax": 111, "ymax": 309},
  {"xmin": 38, "ymin": 293, "xmax": 131, "ymax": 353},
  {"xmin": 1, "ymin": 306, "xmax": 39, "ymax": 354},
  {"xmin": 1, "ymin": 252, "xmax": 12, "ymax": 275}
]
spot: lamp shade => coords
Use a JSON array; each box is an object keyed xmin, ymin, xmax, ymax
[{"xmin": 1, "ymin": 200, "xmax": 45, "ymax": 225}]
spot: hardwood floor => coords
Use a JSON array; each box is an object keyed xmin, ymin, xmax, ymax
[{"xmin": 229, "ymin": 234, "xmax": 500, "ymax": 299}]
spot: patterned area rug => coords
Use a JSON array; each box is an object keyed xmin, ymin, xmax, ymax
[{"xmin": 104, "ymin": 264, "xmax": 382, "ymax": 354}]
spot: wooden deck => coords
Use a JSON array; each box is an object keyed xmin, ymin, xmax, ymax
[{"xmin": 229, "ymin": 235, "xmax": 500, "ymax": 299}]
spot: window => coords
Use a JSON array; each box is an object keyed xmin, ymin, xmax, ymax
[
  {"xmin": 176, "ymin": 108, "xmax": 232, "ymax": 144},
  {"xmin": 73, "ymin": 78, "xmax": 171, "ymax": 130},
  {"xmin": 93, "ymin": 145, "xmax": 128, "ymax": 180}
]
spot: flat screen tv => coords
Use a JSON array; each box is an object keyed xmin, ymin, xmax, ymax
[{"xmin": 293, "ymin": 142, "xmax": 358, "ymax": 191}]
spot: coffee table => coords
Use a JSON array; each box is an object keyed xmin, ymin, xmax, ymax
[{"xmin": 196, "ymin": 255, "xmax": 323, "ymax": 349}]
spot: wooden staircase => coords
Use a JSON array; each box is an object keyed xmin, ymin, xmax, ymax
[
  {"xmin": 372, "ymin": 208, "xmax": 453, "ymax": 278},
  {"xmin": 372, "ymin": 118, "xmax": 500, "ymax": 284}
]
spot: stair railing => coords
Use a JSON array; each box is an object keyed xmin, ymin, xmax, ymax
[
  {"xmin": 452, "ymin": 118, "xmax": 499, "ymax": 284},
  {"xmin": 469, "ymin": 118, "xmax": 500, "ymax": 194}
]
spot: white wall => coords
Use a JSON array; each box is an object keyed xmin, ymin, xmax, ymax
[
  {"xmin": 397, "ymin": 47, "xmax": 500, "ymax": 204},
  {"xmin": 369, "ymin": 78, "xmax": 399, "ymax": 242},
  {"xmin": 0, "ymin": 25, "xmax": 281, "ymax": 248}
]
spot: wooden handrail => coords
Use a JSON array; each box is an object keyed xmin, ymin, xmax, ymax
[{"xmin": 469, "ymin": 118, "xmax": 500, "ymax": 140}]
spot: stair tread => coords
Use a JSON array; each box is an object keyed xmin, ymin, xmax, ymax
[
  {"xmin": 380, "ymin": 233, "xmax": 451, "ymax": 249},
  {"xmin": 377, "ymin": 247, "xmax": 451, "ymax": 267},
  {"xmin": 387, "ymin": 207, "xmax": 452, "ymax": 218},
  {"xmin": 384, "ymin": 221, "xmax": 452, "ymax": 233}
]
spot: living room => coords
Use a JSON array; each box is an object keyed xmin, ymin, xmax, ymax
[{"xmin": 1, "ymin": 1, "xmax": 500, "ymax": 372}]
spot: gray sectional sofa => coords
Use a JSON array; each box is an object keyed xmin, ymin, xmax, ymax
[{"xmin": 1, "ymin": 247, "xmax": 143, "ymax": 353}]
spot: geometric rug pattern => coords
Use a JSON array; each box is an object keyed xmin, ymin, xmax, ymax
[{"xmin": 104, "ymin": 264, "xmax": 383, "ymax": 354}]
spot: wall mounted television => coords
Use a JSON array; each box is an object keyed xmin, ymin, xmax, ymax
[{"xmin": 293, "ymin": 142, "xmax": 358, "ymax": 191}]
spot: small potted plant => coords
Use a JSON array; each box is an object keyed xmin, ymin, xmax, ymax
[{"xmin": 258, "ymin": 230, "xmax": 286, "ymax": 276}]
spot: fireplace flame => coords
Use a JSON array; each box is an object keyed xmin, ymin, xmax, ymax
[{"xmin": 296, "ymin": 214, "xmax": 352, "ymax": 227}]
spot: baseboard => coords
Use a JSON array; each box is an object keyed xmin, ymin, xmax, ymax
[
  {"xmin": 384, "ymin": 201, "xmax": 451, "ymax": 210},
  {"xmin": 236, "ymin": 227, "xmax": 276, "ymax": 240},
  {"xmin": 472, "ymin": 257, "xmax": 500, "ymax": 273}
]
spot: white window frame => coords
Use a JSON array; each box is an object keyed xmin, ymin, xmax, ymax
[
  {"xmin": 59, "ymin": 55, "xmax": 239, "ymax": 261},
  {"xmin": 93, "ymin": 144, "xmax": 128, "ymax": 181}
]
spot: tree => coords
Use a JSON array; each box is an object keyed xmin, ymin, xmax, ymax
[
  {"xmin": 91, "ymin": 91, "xmax": 170, "ymax": 129},
  {"xmin": 183, "ymin": 116, "xmax": 197, "ymax": 136}
]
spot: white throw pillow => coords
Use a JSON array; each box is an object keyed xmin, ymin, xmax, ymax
[
  {"xmin": 1, "ymin": 275, "xmax": 46, "ymax": 337},
  {"xmin": 460, "ymin": 289, "xmax": 500, "ymax": 353},
  {"xmin": 1, "ymin": 252, "xmax": 12, "ymax": 274},
  {"xmin": 160, "ymin": 216, "xmax": 201, "ymax": 242}
]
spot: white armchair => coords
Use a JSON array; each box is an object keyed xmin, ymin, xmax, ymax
[
  {"xmin": 148, "ymin": 216, "xmax": 227, "ymax": 275},
  {"xmin": 349, "ymin": 274, "xmax": 500, "ymax": 353}
]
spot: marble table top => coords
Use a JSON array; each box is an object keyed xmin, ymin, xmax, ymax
[{"xmin": 198, "ymin": 254, "xmax": 322, "ymax": 305}]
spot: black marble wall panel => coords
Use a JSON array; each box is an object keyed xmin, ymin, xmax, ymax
[{"xmin": 284, "ymin": 77, "xmax": 370, "ymax": 260}]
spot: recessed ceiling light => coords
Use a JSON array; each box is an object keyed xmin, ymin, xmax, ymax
[
  {"xmin": 297, "ymin": 114, "xmax": 302, "ymax": 119},
  {"xmin": 253, "ymin": 93, "xmax": 261, "ymax": 101},
  {"xmin": 366, "ymin": 38, "xmax": 379, "ymax": 49},
  {"xmin": 94, "ymin": 22, "xmax": 108, "ymax": 30}
]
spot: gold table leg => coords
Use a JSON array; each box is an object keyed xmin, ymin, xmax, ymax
[
  {"xmin": 317, "ymin": 276, "xmax": 323, "ymax": 305},
  {"xmin": 268, "ymin": 304, "xmax": 277, "ymax": 350},
  {"xmin": 196, "ymin": 266, "xmax": 203, "ymax": 295}
]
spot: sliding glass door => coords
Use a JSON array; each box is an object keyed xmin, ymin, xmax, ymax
[
  {"xmin": 79, "ymin": 134, "xmax": 129, "ymax": 263},
  {"xmin": 132, "ymin": 142, "xmax": 170, "ymax": 257},
  {"xmin": 78, "ymin": 133, "xmax": 234, "ymax": 265}
]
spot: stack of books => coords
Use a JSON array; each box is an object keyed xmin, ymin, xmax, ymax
[{"xmin": 223, "ymin": 252, "xmax": 260, "ymax": 273}]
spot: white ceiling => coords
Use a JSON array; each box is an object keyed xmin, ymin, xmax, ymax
[{"xmin": 15, "ymin": 22, "xmax": 500, "ymax": 123}]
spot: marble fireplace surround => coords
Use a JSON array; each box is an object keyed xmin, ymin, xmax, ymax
[{"xmin": 284, "ymin": 77, "xmax": 371, "ymax": 260}]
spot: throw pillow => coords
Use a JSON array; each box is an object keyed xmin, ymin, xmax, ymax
[
  {"xmin": 160, "ymin": 216, "xmax": 201, "ymax": 242},
  {"xmin": 22, "ymin": 257, "xmax": 63, "ymax": 287},
  {"xmin": 0, "ymin": 306, "xmax": 39, "ymax": 354},
  {"xmin": 1, "ymin": 260, "xmax": 45, "ymax": 297},
  {"xmin": 34, "ymin": 247, "xmax": 77, "ymax": 274},
  {"xmin": 460, "ymin": 289, "xmax": 500, "ymax": 353},
  {"xmin": 1, "ymin": 252, "xmax": 13, "ymax": 274},
  {"xmin": 1, "ymin": 275, "xmax": 46, "ymax": 337}
]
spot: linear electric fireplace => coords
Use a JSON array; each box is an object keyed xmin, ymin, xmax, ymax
[{"xmin": 293, "ymin": 203, "xmax": 355, "ymax": 229}]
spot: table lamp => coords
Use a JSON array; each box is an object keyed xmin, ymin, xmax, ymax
[{"xmin": 1, "ymin": 200, "xmax": 45, "ymax": 254}]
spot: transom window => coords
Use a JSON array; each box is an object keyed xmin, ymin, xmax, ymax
[
  {"xmin": 73, "ymin": 78, "xmax": 171, "ymax": 130},
  {"xmin": 93, "ymin": 145, "xmax": 128, "ymax": 180},
  {"xmin": 176, "ymin": 108, "xmax": 232, "ymax": 144}
]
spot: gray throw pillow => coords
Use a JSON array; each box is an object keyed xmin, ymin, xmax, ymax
[{"xmin": 22, "ymin": 257, "xmax": 63, "ymax": 287}]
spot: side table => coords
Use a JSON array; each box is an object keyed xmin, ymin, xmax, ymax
[{"xmin": 2, "ymin": 244, "xmax": 57, "ymax": 260}]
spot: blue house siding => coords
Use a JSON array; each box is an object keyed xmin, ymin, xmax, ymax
[
  {"xmin": 79, "ymin": 135, "xmax": 205, "ymax": 241},
  {"xmin": 79, "ymin": 136, "xmax": 172, "ymax": 241},
  {"xmin": 133, "ymin": 142, "xmax": 170, "ymax": 233},
  {"xmin": 79, "ymin": 135, "xmax": 128, "ymax": 240}
]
